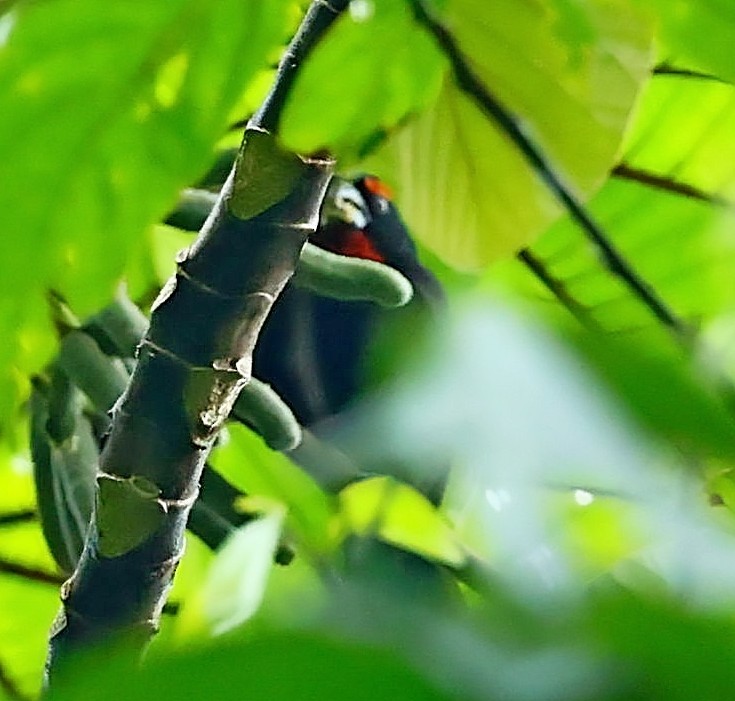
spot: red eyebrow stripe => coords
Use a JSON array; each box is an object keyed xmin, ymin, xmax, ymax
[{"xmin": 362, "ymin": 176, "xmax": 394, "ymax": 201}]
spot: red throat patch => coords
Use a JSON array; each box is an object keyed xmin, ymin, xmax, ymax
[{"xmin": 337, "ymin": 228, "xmax": 385, "ymax": 263}]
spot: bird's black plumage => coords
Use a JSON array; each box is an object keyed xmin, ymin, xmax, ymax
[{"xmin": 252, "ymin": 175, "xmax": 444, "ymax": 428}]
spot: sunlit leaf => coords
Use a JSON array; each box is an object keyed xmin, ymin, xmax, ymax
[
  {"xmin": 279, "ymin": 0, "xmax": 446, "ymax": 162},
  {"xmin": 492, "ymin": 175, "xmax": 735, "ymax": 349},
  {"xmin": 622, "ymin": 75, "xmax": 735, "ymax": 200},
  {"xmin": 0, "ymin": 577, "xmax": 59, "ymax": 699},
  {"xmin": 363, "ymin": 0, "xmax": 652, "ymax": 270},
  {"xmin": 339, "ymin": 476, "xmax": 466, "ymax": 567}
]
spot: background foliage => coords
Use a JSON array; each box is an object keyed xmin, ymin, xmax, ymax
[{"xmin": 3, "ymin": 0, "xmax": 735, "ymax": 699}]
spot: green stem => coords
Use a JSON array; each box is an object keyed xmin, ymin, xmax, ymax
[{"xmin": 44, "ymin": 0, "xmax": 348, "ymax": 686}]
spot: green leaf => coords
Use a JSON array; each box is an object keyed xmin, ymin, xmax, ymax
[
  {"xmin": 496, "ymin": 178, "xmax": 735, "ymax": 332},
  {"xmin": 212, "ymin": 424, "xmax": 335, "ymax": 554},
  {"xmin": 339, "ymin": 476, "xmax": 466, "ymax": 567},
  {"xmin": 647, "ymin": 0, "xmax": 735, "ymax": 84},
  {"xmin": 176, "ymin": 505, "xmax": 285, "ymax": 637},
  {"xmin": 622, "ymin": 75, "xmax": 735, "ymax": 200},
  {"xmin": 571, "ymin": 331, "xmax": 735, "ymax": 465},
  {"xmin": 0, "ymin": 577, "xmax": 60, "ymax": 700},
  {"xmin": 0, "ymin": 0, "xmax": 289, "ymax": 423},
  {"xmin": 364, "ymin": 0, "xmax": 652, "ymax": 270},
  {"xmin": 51, "ymin": 632, "xmax": 452, "ymax": 701},
  {"xmin": 279, "ymin": 0, "xmax": 447, "ymax": 162}
]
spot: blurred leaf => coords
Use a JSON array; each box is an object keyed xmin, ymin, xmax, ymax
[
  {"xmin": 176, "ymin": 505, "xmax": 285, "ymax": 638},
  {"xmin": 0, "ymin": 0, "xmax": 289, "ymax": 424},
  {"xmin": 51, "ymin": 632, "xmax": 453, "ymax": 701},
  {"xmin": 590, "ymin": 593, "xmax": 735, "ymax": 701},
  {"xmin": 279, "ymin": 0, "xmax": 446, "ymax": 162},
  {"xmin": 571, "ymin": 331, "xmax": 735, "ymax": 464},
  {"xmin": 363, "ymin": 0, "xmax": 652, "ymax": 270},
  {"xmin": 212, "ymin": 424, "xmax": 335, "ymax": 554},
  {"xmin": 0, "ymin": 577, "xmax": 59, "ymax": 700},
  {"xmin": 339, "ymin": 476, "xmax": 466, "ymax": 567}
]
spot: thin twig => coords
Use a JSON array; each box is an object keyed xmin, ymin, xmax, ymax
[
  {"xmin": 0, "ymin": 510, "xmax": 36, "ymax": 527},
  {"xmin": 0, "ymin": 556, "xmax": 65, "ymax": 585},
  {"xmin": 653, "ymin": 63, "xmax": 730, "ymax": 84},
  {"xmin": 408, "ymin": 0, "xmax": 691, "ymax": 341},
  {"xmin": 516, "ymin": 249, "xmax": 601, "ymax": 330},
  {"xmin": 612, "ymin": 163, "xmax": 729, "ymax": 206}
]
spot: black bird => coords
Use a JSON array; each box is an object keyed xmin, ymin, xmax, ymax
[{"xmin": 252, "ymin": 174, "xmax": 445, "ymax": 428}]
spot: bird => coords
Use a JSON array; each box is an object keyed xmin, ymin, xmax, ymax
[{"xmin": 252, "ymin": 174, "xmax": 445, "ymax": 429}]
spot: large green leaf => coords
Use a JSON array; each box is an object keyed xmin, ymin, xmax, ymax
[
  {"xmin": 212, "ymin": 424, "xmax": 335, "ymax": 555},
  {"xmin": 492, "ymin": 72, "xmax": 735, "ymax": 340},
  {"xmin": 496, "ymin": 178, "xmax": 735, "ymax": 332},
  {"xmin": 363, "ymin": 0, "xmax": 651, "ymax": 270},
  {"xmin": 0, "ymin": 0, "xmax": 289, "ymax": 423}
]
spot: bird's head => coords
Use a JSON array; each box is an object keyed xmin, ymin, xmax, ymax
[{"xmin": 315, "ymin": 175, "xmax": 445, "ymax": 307}]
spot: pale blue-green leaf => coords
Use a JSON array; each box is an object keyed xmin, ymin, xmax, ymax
[{"xmin": 176, "ymin": 506, "xmax": 285, "ymax": 637}]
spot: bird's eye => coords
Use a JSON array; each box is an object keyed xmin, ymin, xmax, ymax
[{"xmin": 375, "ymin": 197, "xmax": 389, "ymax": 215}]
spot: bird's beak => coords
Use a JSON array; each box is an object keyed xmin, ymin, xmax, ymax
[{"xmin": 321, "ymin": 178, "xmax": 371, "ymax": 229}]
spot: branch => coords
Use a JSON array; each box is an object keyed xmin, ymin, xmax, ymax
[
  {"xmin": 516, "ymin": 249, "xmax": 601, "ymax": 331},
  {"xmin": 407, "ymin": 0, "xmax": 692, "ymax": 341},
  {"xmin": 0, "ymin": 556, "xmax": 65, "ymax": 586},
  {"xmin": 0, "ymin": 510, "xmax": 36, "ymax": 527},
  {"xmin": 653, "ymin": 63, "xmax": 730, "ymax": 84},
  {"xmin": 612, "ymin": 163, "xmax": 729, "ymax": 206},
  {"xmin": 44, "ymin": 0, "xmax": 349, "ymax": 686}
]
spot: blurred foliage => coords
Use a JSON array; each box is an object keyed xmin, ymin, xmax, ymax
[{"xmin": 3, "ymin": 0, "xmax": 735, "ymax": 700}]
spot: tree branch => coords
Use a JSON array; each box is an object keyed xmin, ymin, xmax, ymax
[
  {"xmin": 653, "ymin": 63, "xmax": 730, "ymax": 84},
  {"xmin": 612, "ymin": 163, "xmax": 728, "ymax": 206},
  {"xmin": 407, "ymin": 0, "xmax": 692, "ymax": 341},
  {"xmin": 0, "ymin": 510, "xmax": 36, "ymax": 527},
  {"xmin": 516, "ymin": 249, "xmax": 601, "ymax": 331},
  {"xmin": 0, "ymin": 556, "xmax": 65, "ymax": 586},
  {"xmin": 44, "ymin": 0, "xmax": 349, "ymax": 687}
]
